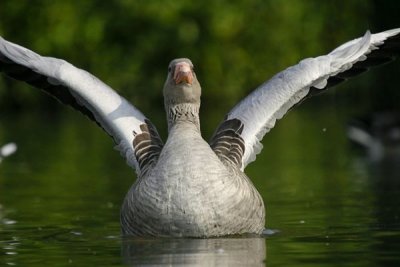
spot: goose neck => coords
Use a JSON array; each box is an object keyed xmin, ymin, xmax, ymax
[{"xmin": 166, "ymin": 103, "xmax": 200, "ymax": 132}]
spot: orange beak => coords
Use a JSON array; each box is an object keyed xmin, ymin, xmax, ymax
[{"xmin": 173, "ymin": 62, "xmax": 193, "ymax": 85}]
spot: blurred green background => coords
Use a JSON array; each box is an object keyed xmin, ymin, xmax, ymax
[{"xmin": 0, "ymin": 0, "xmax": 399, "ymax": 139}]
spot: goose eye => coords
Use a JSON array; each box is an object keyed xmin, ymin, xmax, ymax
[{"xmin": 168, "ymin": 67, "xmax": 172, "ymax": 72}]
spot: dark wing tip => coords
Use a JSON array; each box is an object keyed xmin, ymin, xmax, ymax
[{"xmin": 309, "ymin": 31, "xmax": 400, "ymax": 95}]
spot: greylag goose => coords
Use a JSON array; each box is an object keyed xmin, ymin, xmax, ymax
[{"xmin": 0, "ymin": 28, "xmax": 399, "ymax": 237}]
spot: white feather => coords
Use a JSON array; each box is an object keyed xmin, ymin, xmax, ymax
[
  {"xmin": 0, "ymin": 142, "xmax": 17, "ymax": 158},
  {"xmin": 0, "ymin": 37, "xmax": 148, "ymax": 173},
  {"xmin": 226, "ymin": 28, "xmax": 400, "ymax": 170}
]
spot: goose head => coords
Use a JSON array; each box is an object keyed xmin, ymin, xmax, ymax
[
  {"xmin": 163, "ymin": 58, "xmax": 201, "ymax": 106},
  {"xmin": 163, "ymin": 58, "xmax": 202, "ymax": 130}
]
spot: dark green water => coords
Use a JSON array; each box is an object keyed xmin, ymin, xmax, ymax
[{"xmin": 1, "ymin": 106, "xmax": 400, "ymax": 266}]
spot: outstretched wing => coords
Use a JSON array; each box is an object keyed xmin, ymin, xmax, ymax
[
  {"xmin": 0, "ymin": 36, "xmax": 163, "ymax": 175},
  {"xmin": 210, "ymin": 28, "xmax": 400, "ymax": 170}
]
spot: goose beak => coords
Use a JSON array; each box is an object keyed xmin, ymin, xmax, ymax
[{"xmin": 173, "ymin": 62, "xmax": 193, "ymax": 85}]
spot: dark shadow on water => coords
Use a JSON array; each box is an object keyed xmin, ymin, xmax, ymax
[{"xmin": 122, "ymin": 236, "xmax": 267, "ymax": 266}]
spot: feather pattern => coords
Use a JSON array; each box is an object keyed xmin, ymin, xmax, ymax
[
  {"xmin": 0, "ymin": 36, "xmax": 162, "ymax": 174},
  {"xmin": 133, "ymin": 119, "xmax": 164, "ymax": 175},
  {"xmin": 209, "ymin": 118, "xmax": 246, "ymax": 168},
  {"xmin": 223, "ymin": 29, "xmax": 400, "ymax": 170}
]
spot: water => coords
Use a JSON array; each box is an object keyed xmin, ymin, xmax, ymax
[{"xmin": 1, "ymin": 107, "xmax": 400, "ymax": 266}]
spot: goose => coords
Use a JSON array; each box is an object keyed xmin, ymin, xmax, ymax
[{"xmin": 0, "ymin": 28, "xmax": 399, "ymax": 237}]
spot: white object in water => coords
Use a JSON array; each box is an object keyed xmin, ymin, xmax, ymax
[{"xmin": 0, "ymin": 142, "xmax": 17, "ymax": 162}]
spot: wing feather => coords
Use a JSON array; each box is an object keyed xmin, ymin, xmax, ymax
[
  {"xmin": 0, "ymin": 36, "xmax": 162, "ymax": 174},
  {"xmin": 219, "ymin": 29, "xmax": 400, "ymax": 170}
]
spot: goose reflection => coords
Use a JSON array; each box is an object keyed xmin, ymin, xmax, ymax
[{"xmin": 122, "ymin": 236, "xmax": 266, "ymax": 266}]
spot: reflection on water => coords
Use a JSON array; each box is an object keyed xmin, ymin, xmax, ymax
[{"xmin": 122, "ymin": 237, "xmax": 266, "ymax": 266}]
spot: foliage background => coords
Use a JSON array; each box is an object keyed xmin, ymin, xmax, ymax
[{"xmin": 0, "ymin": 0, "xmax": 399, "ymax": 138}]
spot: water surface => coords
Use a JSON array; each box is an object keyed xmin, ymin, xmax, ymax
[{"xmin": 1, "ymin": 108, "xmax": 400, "ymax": 266}]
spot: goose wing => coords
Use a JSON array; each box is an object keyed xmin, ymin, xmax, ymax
[
  {"xmin": 210, "ymin": 29, "xmax": 400, "ymax": 170},
  {"xmin": 0, "ymin": 37, "xmax": 163, "ymax": 175}
]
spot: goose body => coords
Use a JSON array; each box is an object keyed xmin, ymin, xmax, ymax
[
  {"xmin": 122, "ymin": 121, "xmax": 264, "ymax": 236},
  {"xmin": 1, "ymin": 28, "xmax": 399, "ymax": 237}
]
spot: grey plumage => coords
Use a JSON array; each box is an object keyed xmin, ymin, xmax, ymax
[
  {"xmin": 121, "ymin": 120, "xmax": 265, "ymax": 237},
  {"xmin": 132, "ymin": 119, "xmax": 163, "ymax": 175},
  {"xmin": 121, "ymin": 59, "xmax": 265, "ymax": 237},
  {"xmin": 210, "ymin": 118, "xmax": 246, "ymax": 168}
]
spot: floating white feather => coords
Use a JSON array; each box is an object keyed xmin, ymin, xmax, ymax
[{"xmin": 0, "ymin": 142, "xmax": 17, "ymax": 159}]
